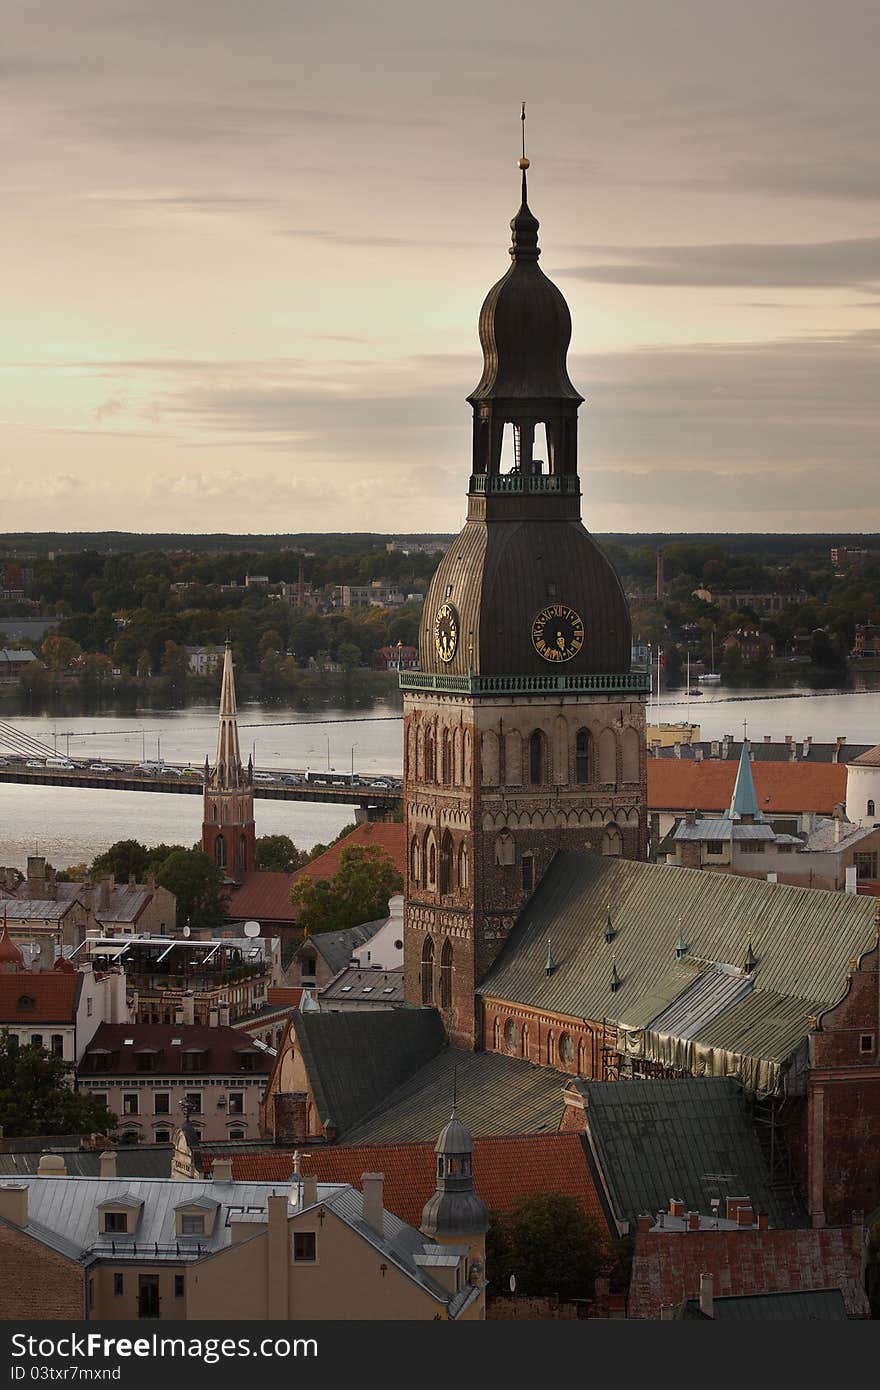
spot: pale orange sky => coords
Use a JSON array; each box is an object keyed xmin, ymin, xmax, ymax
[{"xmin": 1, "ymin": 0, "xmax": 878, "ymax": 534}]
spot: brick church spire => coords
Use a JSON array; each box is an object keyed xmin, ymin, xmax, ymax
[{"xmin": 202, "ymin": 641, "xmax": 256, "ymax": 881}]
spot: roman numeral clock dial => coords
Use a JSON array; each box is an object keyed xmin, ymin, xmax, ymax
[
  {"xmin": 434, "ymin": 602, "xmax": 459, "ymax": 663},
  {"xmin": 531, "ymin": 604, "xmax": 585, "ymax": 663}
]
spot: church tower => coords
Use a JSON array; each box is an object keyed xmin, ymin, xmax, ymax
[
  {"xmin": 402, "ymin": 130, "xmax": 648, "ymax": 1047},
  {"xmin": 201, "ymin": 641, "xmax": 256, "ymax": 882}
]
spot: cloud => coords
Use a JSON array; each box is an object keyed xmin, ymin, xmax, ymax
[{"xmin": 559, "ymin": 236, "xmax": 880, "ymax": 289}]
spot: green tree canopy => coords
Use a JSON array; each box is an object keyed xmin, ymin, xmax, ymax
[
  {"xmin": 289, "ymin": 843, "xmax": 402, "ymax": 935},
  {"xmin": 256, "ymin": 834, "xmax": 306, "ymax": 873},
  {"xmin": 91, "ymin": 839, "xmax": 151, "ymax": 883},
  {"xmin": 0, "ymin": 1033, "xmax": 117, "ymax": 1138},
  {"xmin": 486, "ymin": 1193, "xmax": 606, "ymax": 1302},
  {"xmin": 155, "ymin": 849, "xmax": 227, "ymax": 932}
]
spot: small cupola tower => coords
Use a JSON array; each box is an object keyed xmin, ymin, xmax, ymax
[
  {"xmin": 0, "ymin": 917, "xmax": 25, "ymax": 974},
  {"xmin": 420, "ymin": 1111, "xmax": 489, "ymax": 1255},
  {"xmin": 201, "ymin": 641, "xmax": 256, "ymax": 882}
]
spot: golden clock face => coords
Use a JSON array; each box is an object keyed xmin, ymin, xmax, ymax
[
  {"xmin": 531, "ymin": 603, "xmax": 585, "ymax": 663},
  {"xmin": 434, "ymin": 602, "xmax": 459, "ymax": 663}
]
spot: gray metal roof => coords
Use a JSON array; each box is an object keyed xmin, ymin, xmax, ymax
[
  {"xmin": 801, "ymin": 819, "xmax": 876, "ymax": 853},
  {"xmin": 291, "ymin": 1008, "xmax": 446, "ymax": 1136},
  {"xmin": 674, "ymin": 820, "xmax": 775, "ymax": 842},
  {"xmin": 321, "ymin": 966, "xmax": 405, "ymax": 1004},
  {"xmin": 477, "ymin": 852, "xmax": 876, "ymax": 1089},
  {"xmin": 582, "ymin": 1078, "xmax": 803, "ymax": 1231},
  {"xmin": 647, "ymin": 967, "xmax": 754, "ymax": 1041},
  {"xmin": 709, "ymin": 1289, "xmax": 848, "ymax": 1320},
  {"xmin": 342, "ymin": 1046, "xmax": 567, "ymax": 1145},
  {"xmin": 307, "ymin": 922, "xmax": 385, "ymax": 975}
]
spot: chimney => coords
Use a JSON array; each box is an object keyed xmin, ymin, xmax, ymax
[
  {"xmin": 302, "ymin": 1172, "xmax": 318, "ymax": 1207},
  {"xmin": 99, "ymin": 876, "xmax": 112, "ymax": 910},
  {"xmin": 669, "ymin": 1197, "xmax": 685, "ymax": 1217},
  {"xmin": 636, "ymin": 1214, "xmax": 652, "ymax": 1234},
  {"xmin": 725, "ymin": 1196, "xmax": 749, "ymax": 1221},
  {"xmin": 687, "ymin": 1210, "xmax": 700, "ymax": 1231},
  {"xmin": 146, "ymin": 871, "xmax": 156, "ymax": 891},
  {"xmin": 213, "ymin": 1158, "xmax": 234, "ymax": 1183},
  {"xmin": 36, "ymin": 936, "xmax": 54, "ymax": 973},
  {"xmin": 181, "ymin": 992, "xmax": 195, "ymax": 1026},
  {"xmin": 802, "ymin": 736, "xmax": 812, "ymax": 758},
  {"xmin": 736, "ymin": 1204, "xmax": 754, "ymax": 1227},
  {"xmin": 99, "ymin": 1151, "xmax": 117, "ymax": 1179},
  {"xmin": 218, "ymin": 1000, "xmax": 230, "ymax": 1028},
  {"xmin": 36, "ymin": 1154, "xmax": 67, "ymax": 1178},
  {"xmin": 26, "ymin": 856, "xmax": 47, "ymax": 900},
  {"xmin": 784, "ymin": 733, "xmax": 792, "ymax": 745},
  {"xmin": 266, "ymin": 1195, "xmax": 290, "ymax": 1321},
  {"xmin": 0, "ymin": 1183, "xmax": 28, "ymax": 1226},
  {"xmin": 694, "ymin": 747, "xmax": 704, "ymax": 762},
  {"xmin": 699, "ymin": 1273, "xmax": 714, "ymax": 1318},
  {"xmin": 685, "ymin": 809, "xmax": 697, "ymax": 828},
  {"xmin": 361, "ymin": 1173, "xmax": 385, "ymax": 1239},
  {"xmin": 756, "ymin": 1212, "xmax": 769, "ymax": 1231}
]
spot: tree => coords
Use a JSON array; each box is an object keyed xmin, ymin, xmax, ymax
[
  {"xmin": 486, "ymin": 1193, "xmax": 606, "ymax": 1301},
  {"xmin": 0, "ymin": 1032, "xmax": 117, "ymax": 1138},
  {"xmin": 256, "ymin": 834, "xmax": 305, "ymax": 873},
  {"xmin": 91, "ymin": 840, "xmax": 150, "ymax": 884},
  {"xmin": 41, "ymin": 634, "xmax": 82, "ymax": 671},
  {"xmin": 337, "ymin": 641, "xmax": 361, "ymax": 672},
  {"xmin": 289, "ymin": 844, "xmax": 402, "ymax": 935},
  {"xmin": 156, "ymin": 848, "xmax": 227, "ymax": 932}
]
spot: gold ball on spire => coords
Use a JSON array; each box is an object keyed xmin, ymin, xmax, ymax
[{"xmin": 518, "ymin": 157, "xmax": 530, "ymax": 170}]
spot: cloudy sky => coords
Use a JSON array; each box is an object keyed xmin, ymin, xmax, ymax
[{"xmin": 2, "ymin": 0, "xmax": 878, "ymax": 534}]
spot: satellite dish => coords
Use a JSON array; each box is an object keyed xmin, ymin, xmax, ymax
[
  {"xmin": 243, "ymin": 920, "xmax": 261, "ymax": 938},
  {"xmin": 509, "ymin": 1275, "xmax": 516, "ymax": 1294},
  {"xmin": 182, "ymin": 925, "xmax": 191, "ymax": 938}
]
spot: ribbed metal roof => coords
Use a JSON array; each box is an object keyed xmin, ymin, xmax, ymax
[
  {"xmin": 477, "ymin": 852, "xmax": 876, "ymax": 1079},
  {"xmin": 648, "ymin": 969, "xmax": 754, "ymax": 1041},
  {"xmin": 673, "ymin": 821, "xmax": 775, "ymax": 842},
  {"xmin": 341, "ymin": 1046, "xmax": 566, "ymax": 1145},
  {"xmin": 582, "ymin": 1078, "xmax": 802, "ymax": 1230},
  {"xmin": 710, "ymin": 1289, "xmax": 848, "ymax": 1320},
  {"xmin": 418, "ymin": 519, "xmax": 632, "ymax": 679}
]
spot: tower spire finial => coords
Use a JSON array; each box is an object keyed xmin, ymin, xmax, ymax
[
  {"xmin": 519, "ymin": 100, "xmax": 530, "ymax": 203},
  {"xmin": 511, "ymin": 102, "xmax": 538, "ymax": 261}
]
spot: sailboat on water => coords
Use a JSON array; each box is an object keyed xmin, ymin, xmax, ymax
[{"xmin": 699, "ymin": 629, "xmax": 722, "ymax": 685}]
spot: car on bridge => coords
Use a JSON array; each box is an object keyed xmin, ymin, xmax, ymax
[
  {"xmin": 89, "ymin": 763, "xmax": 115, "ymax": 773},
  {"xmin": 25, "ymin": 759, "xmax": 46, "ymax": 767}
]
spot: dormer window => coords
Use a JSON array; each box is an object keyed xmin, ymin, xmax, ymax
[
  {"xmin": 181, "ymin": 1049, "xmax": 207, "ymax": 1073},
  {"xmin": 17, "ymin": 995, "xmax": 35, "ymax": 1010},
  {"xmin": 103, "ymin": 1211, "xmax": 128, "ymax": 1234},
  {"xmin": 174, "ymin": 1199, "xmax": 218, "ymax": 1239},
  {"xmin": 180, "ymin": 1214, "xmax": 205, "ymax": 1235},
  {"xmin": 237, "ymin": 1051, "xmax": 257, "ymax": 1072}
]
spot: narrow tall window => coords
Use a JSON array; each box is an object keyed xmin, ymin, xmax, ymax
[
  {"xmin": 868, "ymin": 800, "xmax": 876, "ymax": 817},
  {"xmin": 409, "ymin": 835, "xmax": 420, "ymax": 881},
  {"xmin": 440, "ymin": 939, "xmax": 453, "ymax": 1009},
  {"xmin": 421, "ymin": 937, "xmax": 435, "ymax": 1005},
  {"xmin": 457, "ymin": 843, "xmax": 468, "ymax": 891},
  {"xmin": 441, "ymin": 729, "xmax": 452, "ymax": 784},
  {"xmin": 575, "ymin": 729, "xmax": 591, "ymax": 784},
  {"xmin": 529, "ymin": 730, "xmax": 545, "ymax": 785},
  {"xmin": 439, "ymin": 830, "xmax": 454, "ymax": 895},
  {"xmin": 215, "ymin": 834, "xmax": 226, "ymax": 869}
]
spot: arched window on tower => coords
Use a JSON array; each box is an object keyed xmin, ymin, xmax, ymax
[
  {"xmin": 602, "ymin": 825, "xmax": 622, "ymax": 857},
  {"xmin": 869, "ymin": 799, "xmax": 876, "ymax": 817},
  {"xmin": 211, "ymin": 804, "xmax": 218, "ymax": 823},
  {"xmin": 439, "ymin": 830, "xmax": 454, "ymax": 895},
  {"xmin": 575, "ymin": 728, "xmax": 592, "ymax": 784},
  {"xmin": 457, "ymin": 842, "xmax": 468, "ymax": 891},
  {"xmin": 521, "ymin": 1022, "xmax": 530, "ymax": 1059},
  {"xmin": 421, "ymin": 937, "xmax": 435, "ymax": 1006},
  {"xmin": 546, "ymin": 1031, "xmax": 555, "ymax": 1066},
  {"xmin": 529, "ymin": 730, "xmax": 546, "ymax": 785},
  {"xmin": 409, "ymin": 835, "xmax": 420, "ymax": 882},
  {"xmin": 238, "ymin": 834, "xmax": 247, "ymax": 869},
  {"xmin": 424, "ymin": 831, "xmax": 437, "ymax": 889},
  {"xmin": 215, "ymin": 835, "xmax": 226, "ymax": 869},
  {"xmin": 622, "ymin": 726, "xmax": 641, "ymax": 784},
  {"xmin": 441, "ymin": 729, "xmax": 452, "ymax": 785},
  {"xmin": 440, "ymin": 939, "xmax": 453, "ymax": 1009},
  {"xmin": 424, "ymin": 728, "xmax": 435, "ymax": 783}
]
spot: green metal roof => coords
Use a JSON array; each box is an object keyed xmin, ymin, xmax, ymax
[
  {"xmin": 477, "ymin": 852, "xmax": 876, "ymax": 1090},
  {"xmin": 582, "ymin": 1078, "xmax": 804, "ymax": 1231},
  {"xmin": 709, "ymin": 1289, "xmax": 848, "ymax": 1320},
  {"xmin": 341, "ymin": 1047, "xmax": 567, "ymax": 1145},
  {"xmin": 291, "ymin": 1008, "xmax": 445, "ymax": 1137}
]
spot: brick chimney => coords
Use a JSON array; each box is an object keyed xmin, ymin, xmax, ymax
[
  {"xmin": 736, "ymin": 1204, "xmax": 754, "ymax": 1227},
  {"xmin": 99, "ymin": 1151, "xmax": 117, "ymax": 1179},
  {"xmin": 756, "ymin": 1212, "xmax": 769, "ymax": 1231},
  {"xmin": 669, "ymin": 1197, "xmax": 685, "ymax": 1217},
  {"xmin": 36, "ymin": 1154, "xmax": 67, "ymax": 1177},
  {"xmin": 99, "ymin": 876, "xmax": 112, "ymax": 910},
  {"xmin": 361, "ymin": 1173, "xmax": 385, "ymax": 1238},
  {"xmin": 213, "ymin": 1158, "xmax": 234, "ymax": 1183},
  {"xmin": 687, "ymin": 1210, "xmax": 700, "ymax": 1231},
  {"xmin": 302, "ymin": 1172, "xmax": 318, "ymax": 1207},
  {"xmin": 699, "ymin": 1272, "xmax": 714, "ymax": 1318},
  {"xmin": 636, "ymin": 1214, "xmax": 652, "ymax": 1234}
]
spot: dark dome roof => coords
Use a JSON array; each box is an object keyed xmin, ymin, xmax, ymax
[
  {"xmin": 468, "ymin": 192, "xmax": 582, "ymax": 405},
  {"xmin": 435, "ymin": 1111, "xmax": 474, "ymax": 1156},
  {"xmin": 420, "ymin": 1187, "xmax": 489, "ymax": 1238},
  {"xmin": 419, "ymin": 519, "xmax": 632, "ymax": 678}
]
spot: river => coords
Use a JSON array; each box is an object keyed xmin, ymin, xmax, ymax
[{"xmin": 2, "ymin": 686, "xmax": 879, "ymax": 869}]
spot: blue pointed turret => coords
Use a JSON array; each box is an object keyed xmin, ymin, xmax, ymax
[{"xmin": 726, "ymin": 741, "xmax": 764, "ymax": 822}]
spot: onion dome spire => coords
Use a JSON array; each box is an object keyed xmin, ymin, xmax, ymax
[{"xmin": 0, "ymin": 914, "xmax": 25, "ymax": 974}]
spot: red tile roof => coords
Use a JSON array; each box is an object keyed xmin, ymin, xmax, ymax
[
  {"xmin": 204, "ymin": 1132, "xmax": 605, "ymax": 1230},
  {"xmin": 0, "ymin": 972, "xmax": 81, "ymax": 1024},
  {"xmin": 628, "ymin": 1227, "xmax": 870, "ymax": 1319},
  {"xmin": 225, "ymin": 822, "xmax": 406, "ymax": 925},
  {"xmin": 648, "ymin": 760, "xmax": 847, "ymax": 816},
  {"xmin": 266, "ymin": 987, "xmax": 307, "ymax": 1008}
]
